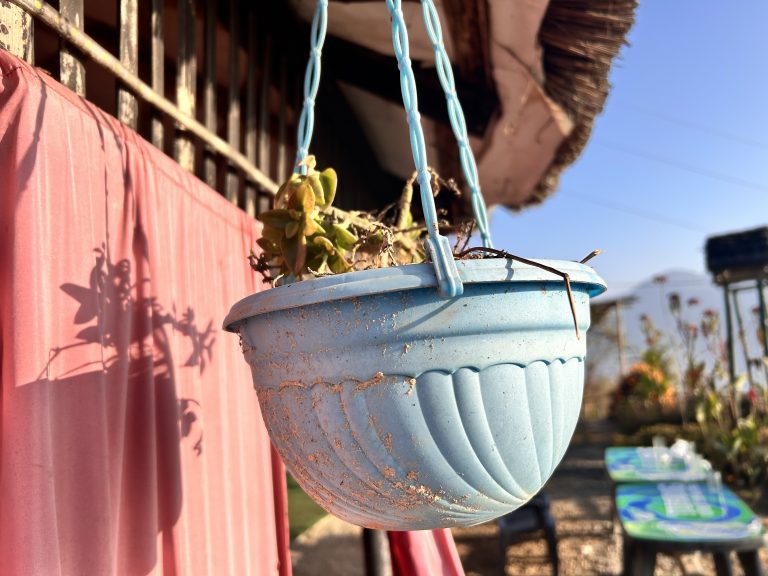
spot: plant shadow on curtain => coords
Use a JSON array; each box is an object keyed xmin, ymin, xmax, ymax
[
  {"xmin": 25, "ymin": 237, "xmax": 211, "ymax": 574},
  {"xmin": 1, "ymin": 51, "xmax": 282, "ymax": 576}
]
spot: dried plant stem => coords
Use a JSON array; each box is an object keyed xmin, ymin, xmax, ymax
[
  {"xmin": 456, "ymin": 247, "xmax": 581, "ymax": 339},
  {"xmin": 580, "ymin": 249, "xmax": 602, "ymax": 264}
]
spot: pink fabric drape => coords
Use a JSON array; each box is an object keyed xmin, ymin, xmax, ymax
[
  {"xmin": 388, "ymin": 530, "xmax": 465, "ymax": 576},
  {"xmin": 0, "ymin": 51, "xmax": 288, "ymax": 576},
  {"xmin": 0, "ymin": 49, "xmax": 465, "ymax": 576}
]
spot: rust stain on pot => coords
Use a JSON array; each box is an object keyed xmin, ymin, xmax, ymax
[
  {"xmin": 278, "ymin": 380, "xmax": 307, "ymax": 390},
  {"xmin": 406, "ymin": 470, "xmax": 419, "ymax": 481},
  {"xmin": 402, "ymin": 343, "xmax": 411, "ymax": 354},
  {"xmin": 353, "ymin": 371, "xmax": 385, "ymax": 393},
  {"xmin": 383, "ymin": 467, "xmax": 396, "ymax": 479},
  {"xmin": 383, "ymin": 433, "xmax": 393, "ymax": 454},
  {"xmin": 405, "ymin": 377, "xmax": 416, "ymax": 396}
]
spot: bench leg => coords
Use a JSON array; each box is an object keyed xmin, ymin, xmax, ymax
[
  {"xmin": 713, "ymin": 552, "xmax": 734, "ymax": 576},
  {"xmin": 736, "ymin": 550, "xmax": 765, "ymax": 576},
  {"xmin": 623, "ymin": 539, "xmax": 656, "ymax": 576}
]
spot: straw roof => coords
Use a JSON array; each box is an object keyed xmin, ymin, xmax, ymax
[
  {"xmin": 289, "ymin": 0, "xmax": 638, "ymax": 211},
  {"xmin": 528, "ymin": 0, "xmax": 639, "ymax": 208}
]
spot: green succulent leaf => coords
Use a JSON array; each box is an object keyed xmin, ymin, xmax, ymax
[
  {"xmin": 332, "ymin": 224, "xmax": 358, "ymax": 250},
  {"xmin": 303, "ymin": 213, "xmax": 318, "ymax": 236},
  {"xmin": 328, "ymin": 253, "xmax": 350, "ymax": 274},
  {"xmin": 258, "ymin": 209, "xmax": 293, "ymax": 228},
  {"xmin": 281, "ymin": 233, "xmax": 307, "ymax": 275},
  {"xmin": 313, "ymin": 235, "xmax": 335, "ymax": 254},
  {"xmin": 261, "ymin": 225, "xmax": 284, "ymax": 243},
  {"xmin": 318, "ymin": 168, "xmax": 337, "ymax": 208},
  {"xmin": 296, "ymin": 155, "xmax": 317, "ymax": 173},
  {"xmin": 285, "ymin": 220, "xmax": 300, "ymax": 239},
  {"xmin": 307, "ymin": 173, "xmax": 325, "ymax": 207},
  {"xmin": 313, "ymin": 220, "xmax": 327, "ymax": 235},
  {"xmin": 289, "ymin": 182, "xmax": 316, "ymax": 213},
  {"xmin": 256, "ymin": 237, "xmax": 279, "ymax": 253}
]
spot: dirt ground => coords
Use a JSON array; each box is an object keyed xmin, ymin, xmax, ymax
[{"xmin": 292, "ymin": 421, "xmax": 768, "ymax": 576}]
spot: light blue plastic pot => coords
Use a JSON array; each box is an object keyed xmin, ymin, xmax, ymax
[{"xmin": 224, "ymin": 258, "xmax": 606, "ymax": 530}]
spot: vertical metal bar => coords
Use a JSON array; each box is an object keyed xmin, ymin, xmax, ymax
[
  {"xmin": 362, "ymin": 529, "xmax": 392, "ymax": 576},
  {"xmin": 615, "ymin": 300, "xmax": 626, "ymax": 377},
  {"xmin": 118, "ymin": 0, "xmax": 139, "ymax": 128},
  {"xmin": 243, "ymin": 9, "xmax": 257, "ymax": 216},
  {"xmin": 724, "ymin": 284, "xmax": 736, "ymax": 386},
  {"xmin": 0, "ymin": 3, "xmax": 34, "ymax": 63},
  {"xmin": 225, "ymin": 0, "xmax": 241, "ymax": 204},
  {"xmin": 151, "ymin": 0, "xmax": 165, "ymax": 149},
  {"xmin": 732, "ymin": 287, "xmax": 754, "ymax": 388},
  {"xmin": 758, "ymin": 280, "xmax": 768, "ymax": 358},
  {"xmin": 60, "ymin": 0, "xmax": 85, "ymax": 95},
  {"xmin": 276, "ymin": 53, "xmax": 288, "ymax": 184},
  {"xmin": 203, "ymin": 0, "xmax": 217, "ymax": 187},
  {"xmin": 257, "ymin": 34, "xmax": 272, "ymax": 214},
  {"xmin": 175, "ymin": 0, "xmax": 196, "ymax": 171}
]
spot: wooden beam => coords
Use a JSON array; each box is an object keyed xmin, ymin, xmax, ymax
[
  {"xmin": 203, "ymin": 0, "xmax": 217, "ymax": 187},
  {"xmin": 117, "ymin": 0, "xmax": 139, "ymax": 127},
  {"xmin": 175, "ymin": 0, "xmax": 196, "ymax": 171},
  {"xmin": 0, "ymin": 3, "xmax": 33, "ymax": 63},
  {"xmin": 9, "ymin": 0, "xmax": 278, "ymax": 194},
  {"xmin": 151, "ymin": 0, "xmax": 164, "ymax": 149},
  {"xmin": 59, "ymin": 0, "xmax": 85, "ymax": 95},
  {"xmin": 276, "ymin": 54, "xmax": 288, "ymax": 184},
  {"xmin": 225, "ymin": 0, "xmax": 240, "ymax": 204},
  {"xmin": 440, "ymin": 0, "xmax": 493, "ymax": 88},
  {"xmin": 244, "ymin": 8, "xmax": 258, "ymax": 216}
]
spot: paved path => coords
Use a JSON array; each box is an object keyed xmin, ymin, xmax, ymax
[{"xmin": 291, "ymin": 421, "xmax": 767, "ymax": 575}]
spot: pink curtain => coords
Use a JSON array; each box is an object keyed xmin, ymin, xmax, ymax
[
  {"xmin": 0, "ymin": 50, "xmax": 464, "ymax": 576},
  {"xmin": 0, "ymin": 51, "xmax": 288, "ymax": 576},
  {"xmin": 389, "ymin": 530, "xmax": 465, "ymax": 576}
]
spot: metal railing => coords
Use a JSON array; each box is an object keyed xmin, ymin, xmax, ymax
[{"xmin": 1, "ymin": 0, "xmax": 299, "ymax": 216}]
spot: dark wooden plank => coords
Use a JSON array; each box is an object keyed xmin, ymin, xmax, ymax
[
  {"xmin": 0, "ymin": 3, "xmax": 34, "ymax": 63},
  {"xmin": 151, "ymin": 0, "xmax": 164, "ymax": 149},
  {"xmin": 203, "ymin": 0, "xmax": 217, "ymax": 187},
  {"xmin": 257, "ymin": 34, "xmax": 271, "ymax": 179},
  {"xmin": 175, "ymin": 0, "xmax": 196, "ymax": 171},
  {"xmin": 322, "ymin": 36, "xmax": 496, "ymax": 136},
  {"xmin": 257, "ymin": 33, "xmax": 272, "ymax": 215},
  {"xmin": 243, "ymin": 8, "xmax": 257, "ymax": 216},
  {"xmin": 225, "ymin": 0, "xmax": 241, "ymax": 205},
  {"xmin": 117, "ymin": 0, "xmax": 139, "ymax": 128},
  {"xmin": 276, "ymin": 53, "xmax": 288, "ymax": 184},
  {"xmin": 440, "ymin": 0, "xmax": 492, "ymax": 87},
  {"xmin": 60, "ymin": 0, "xmax": 85, "ymax": 95}
]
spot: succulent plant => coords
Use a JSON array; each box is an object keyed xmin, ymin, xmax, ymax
[{"xmin": 253, "ymin": 156, "xmax": 427, "ymax": 282}]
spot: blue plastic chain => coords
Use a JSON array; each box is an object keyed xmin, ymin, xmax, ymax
[
  {"xmin": 420, "ymin": 0, "xmax": 492, "ymax": 249},
  {"xmin": 384, "ymin": 0, "xmax": 462, "ymax": 297},
  {"xmin": 293, "ymin": 0, "xmax": 495, "ymax": 297},
  {"xmin": 294, "ymin": 0, "xmax": 328, "ymax": 174}
]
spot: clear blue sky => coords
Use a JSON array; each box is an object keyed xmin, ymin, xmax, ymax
[{"xmin": 491, "ymin": 1, "xmax": 768, "ymax": 296}]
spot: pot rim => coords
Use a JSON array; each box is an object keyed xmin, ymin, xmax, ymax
[{"xmin": 224, "ymin": 258, "xmax": 606, "ymax": 332}]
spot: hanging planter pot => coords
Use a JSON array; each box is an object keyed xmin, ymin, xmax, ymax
[
  {"xmin": 224, "ymin": 0, "xmax": 607, "ymax": 530},
  {"xmin": 225, "ymin": 259, "xmax": 604, "ymax": 530}
]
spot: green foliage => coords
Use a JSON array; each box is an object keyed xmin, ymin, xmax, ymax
[
  {"xmin": 251, "ymin": 156, "xmax": 428, "ymax": 282},
  {"xmin": 617, "ymin": 305, "xmax": 768, "ymax": 490},
  {"xmin": 612, "ymin": 316, "xmax": 677, "ymax": 418}
]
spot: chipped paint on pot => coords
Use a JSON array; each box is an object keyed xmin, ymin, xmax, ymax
[{"xmin": 224, "ymin": 258, "xmax": 606, "ymax": 530}]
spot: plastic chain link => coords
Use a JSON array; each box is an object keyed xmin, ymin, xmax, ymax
[
  {"xmin": 294, "ymin": 0, "xmax": 480, "ymax": 297},
  {"xmin": 294, "ymin": 0, "xmax": 328, "ymax": 174},
  {"xmin": 384, "ymin": 0, "xmax": 463, "ymax": 297},
  {"xmin": 420, "ymin": 0, "xmax": 492, "ymax": 249}
]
